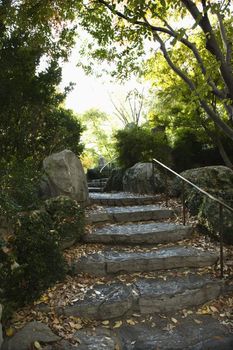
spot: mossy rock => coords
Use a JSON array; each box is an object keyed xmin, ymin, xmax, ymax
[
  {"xmin": 104, "ymin": 168, "xmax": 125, "ymax": 192},
  {"xmin": 171, "ymin": 166, "xmax": 233, "ymax": 244}
]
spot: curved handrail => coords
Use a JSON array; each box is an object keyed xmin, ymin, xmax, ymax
[
  {"xmin": 100, "ymin": 157, "xmax": 117, "ymax": 173},
  {"xmin": 153, "ymin": 158, "xmax": 233, "ymax": 278},
  {"xmin": 153, "ymin": 158, "xmax": 233, "ymax": 213}
]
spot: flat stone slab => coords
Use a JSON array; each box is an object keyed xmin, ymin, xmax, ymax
[
  {"xmin": 59, "ymin": 283, "xmax": 136, "ymax": 320},
  {"xmin": 73, "ymin": 328, "xmax": 118, "ymax": 350},
  {"xmin": 117, "ymin": 316, "xmax": 233, "ymax": 350},
  {"xmin": 86, "ymin": 205, "xmax": 174, "ymax": 224},
  {"xmin": 88, "ymin": 187, "xmax": 103, "ymax": 193},
  {"xmin": 58, "ymin": 275, "xmax": 222, "ymax": 320},
  {"xmin": 2, "ymin": 321, "xmax": 60, "ymax": 350},
  {"xmin": 84, "ymin": 222, "xmax": 192, "ymax": 244},
  {"xmin": 135, "ymin": 275, "xmax": 221, "ymax": 314},
  {"xmin": 74, "ymin": 247, "xmax": 218, "ymax": 276},
  {"xmin": 73, "ymin": 316, "xmax": 233, "ymax": 350},
  {"xmin": 89, "ymin": 192, "xmax": 160, "ymax": 206}
]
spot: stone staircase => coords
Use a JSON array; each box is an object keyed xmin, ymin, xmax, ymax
[
  {"xmin": 87, "ymin": 178, "xmax": 108, "ymax": 193},
  {"xmin": 3, "ymin": 188, "xmax": 232, "ymax": 350},
  {"xmin": 58, "ymin": 189, "xmax": 233, "ymax": 349}
]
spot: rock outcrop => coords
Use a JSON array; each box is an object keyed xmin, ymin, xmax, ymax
[
  {"xmin": 172, "ymin": 165, "xmax": 233, "ymax": 244},
  {"xmin": 104, "ymin": 168, "xmax": 125, "ymax": 192},
  {"xmin": 41, "ymin": 150, "xmax": 89, "ymax": 207},
  {"xmin": 123, "ymin": 162, "xmax": 165, "ymax": 194}
]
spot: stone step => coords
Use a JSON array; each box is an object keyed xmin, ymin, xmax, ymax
[
  {"xmin": 72, "ymin": 316, "xmax": 233, "ymax": 350},
  {"xmin": 73, "ymin": 247, "xmax": 218, "ymax": 276},
  {"xmin": 88, "ymin": 178, "xmax": 108, "ymax": 186},
  {"xmin": 88, "ymin": 187, "xmax": 103, "ymax": 193},
  {"xmin": 86, "ymin": 205, "xmax": 174, "ymax": 224},
  {"xmin": 89, "ymin": 192, "xmax": 160, "ymax": 206},
  {"xmin": 84, "ymin": 222, "xmax": 192, "ymax": 244},
  {"xmin": 4, "ymin": 316, "xmax": 233, "ymax": 350},
  {"xmin": 88, "ymin": 183, "xmax": 106, "ymax": 188},
  {"xmin": 58, "ymin": 275, "xmax": 222, "ymax": 320}
]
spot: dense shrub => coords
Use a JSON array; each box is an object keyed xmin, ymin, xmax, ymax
[
  {"xmin": 0, "ymin": 158, "xmax": 42, "ymax": 216},
  {"xmin": 45, "ymin": 196, "xmax": 85, "ymax": 248},
  {"xmin": 0, "ymin": 196, "xmax": 85, "ymax": 316},
  {"xmin": 11, "ymin": 210, "xmax": 66, "ymax": 304},
  {"xmin": 171, "ymin": 128, "xmax": 233, "ymax": 172},
  {"xmin": 114, "ymin": 125, "xmax": 171, "ymax": 169}
]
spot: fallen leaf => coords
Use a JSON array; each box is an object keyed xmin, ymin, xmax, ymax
[
  {"xmin": 210, "ymin": 306, "xmax": 219, "ymax": 313},
  {"xmin": 6, "ymin": 327, "xmax": 14, "ymax": 337},
  {"xmin": 113, "ymin": 321, "xmax": 123, "ymax": 328},
  {"xmin": 162, "ymin": 323, "xmax": 175, "ymax": 331},
  {"xmin": 69, "ymin": 321, "xmax": 83, "ymax": 330},
  {"xmin": 102, "ymin": 320, "xmax": 110, "ymax": 325},
  {"xmin": 34, "ymin": 341, "xmax": 42, "ymax": 349},
  {"xmin": 171, "ymin": 317, "xmax": 178, "ymax": 324},
  {"xmin": 126, "ymin": 319, "xmax": 136, "ymax": 325},
  {"xmin": 194, "ymin": 319, "xmax": 202, "ymax": 324}
]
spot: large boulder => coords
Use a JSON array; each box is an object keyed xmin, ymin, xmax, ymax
[
  {"xmin": 172, "ymin": 166, "xmax": 233, "ymax": 244},
  {"xmin": 104, "ymin": 168, "xmax": 125, "ymax": 192},
  {"xmin": 41, "ymin": 150, "xmax": 89, "ymax": 207},
  {"xmin": 2, "ymin": 321, "xmax": 60, "ymax": 350},
  {"xmin": 123, "ymin": 162, "xmax": 165, "ymax": 194}
]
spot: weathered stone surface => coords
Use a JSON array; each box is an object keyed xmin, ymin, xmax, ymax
[
  {"xmin": 84, "ymin": 222, "xmax": 191, "ymax": 244},
  {"xmin": 86, "ymin": 205, "xmax": 174, "ymax": 224},
  {"xmin": 172, "ymin": 166, "xmax": 233, "ymax": 244},
  {"xmin": 88, "ymin": 187, "xmax": 103, "ymax": 193},
  {"xmin": 73, "ymin": 328, "xmax": 118, "ymax": 350},
  {"xmin": 2, "ymin": 321, "xmax": 60, "ymax": 350},
  {"xmin": 89, "ymin": 192, "xmax": 159, "ymax": 206},
  {"xmin": 74, "ymin": 247, "xmax": 218, "ymax": 276},
  {"xmin": 104, "ymin": 168, "xmax": 125, "ymax": 192},
  {"xmin": 136, "ymin": 275, "xmax": 221, "ymax": 314},
  {"xmin": 59, "ymin": 275, "xmax": 221, "ymax": 320},
  {"xmin": 117, "ymin": 316, "xmax": 233, "ymax": 350},
  {"xmin": 88, "ymin": 178, "xmax": 108, "ymax": 187},
  {"xmin": 60, "ymin": 283, "xmax": 136, "ymax": 320},
  {"xmin": 41, "ymin": 149, "xmax": 89, "ymax": 206},
  {"xmin": 123, "ymin": 162, "xmax": 165, "ymax": 194},
  {"xmin": 43, "ymin": 340, "xmax": 78, "ymax": 350}
]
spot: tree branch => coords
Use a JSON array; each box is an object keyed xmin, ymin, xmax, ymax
[
  {"xmin": 217, "ymin": 12, "xmax": 232, "ymax": 66},
  {"xmin": 182, "ymin": 0, "xmax": 233, "ymax": 100},
  {"xmin": 154, "ymin": 32, "xmax": 233, "ymax": 141}
]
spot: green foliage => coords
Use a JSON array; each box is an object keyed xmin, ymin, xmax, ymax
[
  {"xmin": 171, "ymin": 129, "xmax": 205, "ymax": 172},
  {"xmin": 0, "ymin": 1, "xmax": 83, "ymax": 164},
  {"xmin": 79, "ymin": 109, "xmax": 116, "ymax": 166},
  {"xmin": 11, "ymin": 210, "xmax": 66, "ymax": 305},
  {"xmin": 114, "ymin": 124, "xmax": 171, "ymax": 169},
  {"xmin": 0, "ymin": 158, "xmax": 42, "ymax": 212},
  {"xmin": 45, "ymin": 196, "xmax": 85, "ymax": 246},
  {"xmin": 0, "ymin": 195, "xmax": 85, "ymax": 314},
  {"xmin": 75, "ymin": 1, "xmax": 233, "ymax": 144}
]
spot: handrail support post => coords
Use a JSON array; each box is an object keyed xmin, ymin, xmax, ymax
[
  {"xmin": 182, "ymin": 180, "xmax": 186, "ymax": 226},
  {"xmin": 219, "ymin": 203, "xmax": 224, "ymax": 278},
  {"xmin": 165, "ymin": 169, "xmax": 168, "ymax": 207}
]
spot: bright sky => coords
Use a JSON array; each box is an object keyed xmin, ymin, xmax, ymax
[{"xmin": 60, "ymin": 42, "xmax": 145, "ymax": 117}]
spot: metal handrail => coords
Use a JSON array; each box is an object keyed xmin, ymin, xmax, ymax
[
  {"xmin": 100, "ymin": 157, "xmax": 117, "ymax": 174},
  {"xmin": 153, "ymin": 158, "xmax": 233, "ymax": 278}
]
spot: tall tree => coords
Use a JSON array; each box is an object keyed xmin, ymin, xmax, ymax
[
  {"xmin": 0, "ymin": 0, "xmax": 82, "ymax": 162},
  {"xmin": 75, "ymin": 0, "xmax": 233, "ymax": 143}
]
